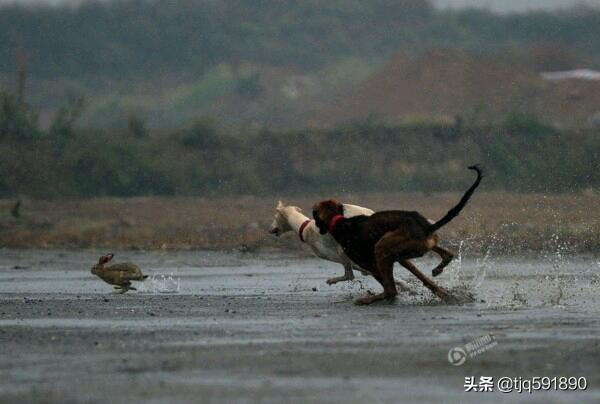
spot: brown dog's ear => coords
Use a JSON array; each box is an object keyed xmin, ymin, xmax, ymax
[
  {"xmin": 331, "ymin": 199, "xmax": 343, "ymax": 213},
  {"xmin": 99, "ymin": 253, "xmax": 114, "ymax": 264},
  {"xmin": 316, "ymin": 200, "xmax": 343, "ymax": 214},
  {"xmin": 312, "ymin": 202, "xmax": 320, "ymax": 213}
]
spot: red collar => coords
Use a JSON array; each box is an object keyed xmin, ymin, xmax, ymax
[
  {"xmin": 328, "ymin": 214, "xmax": 345, "ymax": 234},
  {"xmin": 298, "ymin": 220, "xmax": 311, "ymax": 242}
]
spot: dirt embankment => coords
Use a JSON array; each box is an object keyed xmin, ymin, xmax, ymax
[
  {"xmin": 314, "ymin": 49, "xmax": 600, "ymax": 127},
  {"xmin": 1, "ymin": 192, "xmax": 598, "ymax": 253}
]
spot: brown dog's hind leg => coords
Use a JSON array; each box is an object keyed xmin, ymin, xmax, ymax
[
  {"xmin": 399, "ymin": 259, "xmax": 456, "ymax": 303},
  {"xmin": 431, "ymin": 246, "xmax": 455, "ymax": 277}
]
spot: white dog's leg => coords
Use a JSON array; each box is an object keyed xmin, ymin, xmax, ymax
[
  {"xmin": 395, "ymin": 279, "xmax": 415, "ymax": 294},
  {"xmin": 354, "ymin": 265, "xmax": 370, "ymax": 276},
  {"xmin": 326, "ymin": 263, "xmax": 355, "ymax": 285}
]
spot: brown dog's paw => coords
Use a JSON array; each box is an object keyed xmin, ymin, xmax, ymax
[{"xmin": 437, "ymin": 288, "xmax": 460, "ymax": 304}]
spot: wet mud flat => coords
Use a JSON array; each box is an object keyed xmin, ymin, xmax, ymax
[{"xmin": 1, "ymin": 249, "xmax": 600, "ymax": 403}]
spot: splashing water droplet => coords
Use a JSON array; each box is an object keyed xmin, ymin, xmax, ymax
[{"xmin": 138, "ymin": 273, "xmax": 181, "ymax": 294}]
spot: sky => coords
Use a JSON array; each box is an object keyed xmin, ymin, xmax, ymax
[
  {"xmin": 433, "ymin": 0, "xmax": 600, "ymax": 13},
  {"xmin": 0, "ymin": 0, "xmax": 599, "ymax": 13}
]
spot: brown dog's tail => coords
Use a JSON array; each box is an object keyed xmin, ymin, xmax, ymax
[{"xmin": 429, "ymin": 165, "xmax": 483, "ymax": 233}]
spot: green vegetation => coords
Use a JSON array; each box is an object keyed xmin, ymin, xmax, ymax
[
  {"xmin": 0, "ymin": 1, "xmax": 597, "ymax": 198},
  {"xmin": 0, "ymin": 90, "xmax": 39, "ymax": 140},
  {"xmin": 2, "ymin": 1, "xmax": 599, "ymax": 80},
  {"xmin": 0, "ymin": 92, "xmax": 597, "ymax": 198},
  {"xmin": 2, "ymin": 1, "xmax": 600, "ymax": 128},
  {"xmin": 0, "ymin": 1, "xmax": 434, "ymax": 79}
]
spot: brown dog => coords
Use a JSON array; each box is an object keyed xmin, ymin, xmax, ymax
[{"xmin": 313, "ymin": 165, "xmax": 482, "ymax": 305}]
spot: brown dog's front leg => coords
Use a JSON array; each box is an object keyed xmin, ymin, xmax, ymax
[
  {"xmin": 374, "ymin": 235, "xmax": 401, "ymax": 301},
  {"xmin": 375, "ymin": 255, "xmax": 398, "ymax": 301},
  {"xmin": 351, "ymin": 259, "xmax": 394, "ymax": 305}
]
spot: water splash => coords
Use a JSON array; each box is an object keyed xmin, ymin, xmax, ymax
[
  {"xmin": 540, "ymin": 233, "xmax": 572, "ymax": 307},
  {"xmin": 443, "ymin": 240, "xmax": 464, "ymax": 290},
  {"xmin": 138, "ymin": 273, "xmax": 181, "ymax": 294},
  {"xmin": 507, "ymin": 284, "xmax": 528, "ymax": 309},
  {"xmin": 326, "ymin": 228, "xmax": 593, "ymax": 307},
  {"xmin": 471, "ymin": 248, "xmax": 490, "ymax": 290},
  {"xmin": 434, "ymin": 240, "xmax": 480, "ymax": 304}
]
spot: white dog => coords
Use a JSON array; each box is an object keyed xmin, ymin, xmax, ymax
[{"xmin": 269, "ymin": 201, "xmax": 410, "ymax": 290}]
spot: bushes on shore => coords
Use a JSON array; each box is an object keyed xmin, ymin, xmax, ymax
[{"xmin": 0, "ymin": 107, "xmax": 597, "ymax": 198}]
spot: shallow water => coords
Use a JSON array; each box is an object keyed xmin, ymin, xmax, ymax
[
  {"xmin": 1, "ymin": 248, "xmax": 599, "ymax": 403},
  {"xmin": 2, "ymin": 248, "xmax": 596, "ymax": 305}
]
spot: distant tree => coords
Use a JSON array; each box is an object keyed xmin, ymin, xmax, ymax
[
  {"xmin": 127, "ymin": 113, "xmax": 148, "ymax": 138},
  {"xmin": 15, "ymin": 49, "xmax": 29, "ymax": 106},
  {"xmin": 179, "ymin": 118, "xmax": 220, "ymax": 149},
  {"xmin": 49, "ymin": 95, "xmax": 85, "ymax": 143},
  {"xmin": 0, "ymin": 90, "xmax": 39, "ymax": 140},
  {"xmin": 236, "ymin": 73, "xmax": 264, "ymax": 98},
  {"xmin": 11, "ymin": 199, "xmax": 22, "ymax": 218},
  {"xmin": 501, "ymin": 111, "xmax": 555, "ymax": 140}
]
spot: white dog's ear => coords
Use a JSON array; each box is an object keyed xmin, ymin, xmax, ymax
[
  {"xmin": 277, "ymin": 200, "xmax": 284, "ymax": 209},
  {"xmin": 294, "ymin": 206, "xmax": 303, "ymax": 213}
]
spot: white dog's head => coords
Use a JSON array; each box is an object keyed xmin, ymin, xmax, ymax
[{"xmin": 269, "ymin": 200, "xmax": 302, "ymax": 237}]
